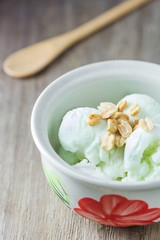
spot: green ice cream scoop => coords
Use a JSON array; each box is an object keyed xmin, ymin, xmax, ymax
[
  {"xmin": 58, "ymin": 107, "xmax": 125, "ymax": 179},
  {"xmin": 123, "ymin": 125, "xmax": 160, "ymax": 181},
  {"xmin": 118, "ymin": 94, "xmax": 160, "ymax": 123}
]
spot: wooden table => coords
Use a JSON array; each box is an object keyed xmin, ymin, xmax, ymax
[{"xmin": 1, "ymin": 0, "xmax": 160, "ymax": 239}]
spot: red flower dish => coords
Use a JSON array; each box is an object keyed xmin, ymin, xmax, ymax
[{"xmin": 74, "ymin": 194, "xmax": 160, "ymax": 227}]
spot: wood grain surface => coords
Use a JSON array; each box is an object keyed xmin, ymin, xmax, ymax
[{"xmin": 0, "ymin": 0, "xmax": 160, "ymax": 239}]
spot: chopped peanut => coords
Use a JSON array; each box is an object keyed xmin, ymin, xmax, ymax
[
  {"xmin": 101, "ymin": 132, "xmax": 115, "ymax": 151},
  {"xmin": 86, "ymin": 114, "xmax": 100, "ymax": 126},
  {"xmin": 98, "ymin": 102, "xmax": 115, "ymax": 111},
  {"xmin": 139, "ymin": 118, "xmax": 154, "ymax": 132},
  {"xmin": 115, "ymin": 133, "xmax": 126, "ymax": 147},
  {"xmin": 117, "ymin": 100, "xmax": 127, "ymax": 112},
  {"xmin": 129, "ymin": 103, "xmax": 140, "ymax": 116},
  {"xmin": 114, "ymin": 112, "xmax": 129, "ymax": 121},
  {"xmin": 118, "ymin": 120, "xmax": 132, "ymax": 138},
  {"xmin": 98, "ymin": 102, "xmax": 117, "ymax": 119},
  {"xmin": 118, "ymin": 117, "xmax": 130, "ymax": 124},
  {"xmin": 107, "ymin": 119, "xmax": 118, "ymax": 133}
]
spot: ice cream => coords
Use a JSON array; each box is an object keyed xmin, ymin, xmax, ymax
[
  {"xmin": 58, "ymin": 94, "xmax": 160, "ymax": 182},
  {"xmin": 117, "ymin": 94, "xmax": 160, "ymax": 124},
  {"xmin": 58, "ymin": 107, "xmax": 125, "ymax": 180},
  {"xmin": 124, "ymin": 125, "xmax": 160, "ymax": 181}
]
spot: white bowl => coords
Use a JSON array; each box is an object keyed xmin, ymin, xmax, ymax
[{"xmin": 31, "ymin": 61, "xmax": 160, "ymax": 227}]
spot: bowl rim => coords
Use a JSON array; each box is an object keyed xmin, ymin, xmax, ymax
[{"xmin": 31, "ymin": 60, "xmax": 160, "ymax": 190}]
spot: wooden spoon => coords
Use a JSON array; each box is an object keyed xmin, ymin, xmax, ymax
[{"xmin": 3, "ymin": 0, "xmax": 152, "ymax": 78}]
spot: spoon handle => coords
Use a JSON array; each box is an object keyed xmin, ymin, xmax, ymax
[
  {"xmin": 62, "ymin": 0, "xmax": 152, "ymax": 45},
  {"xmin": 3, "ymin": 0, "xmax": 153, "ymax": 78}
]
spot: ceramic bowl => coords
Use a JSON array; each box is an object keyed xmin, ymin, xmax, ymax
[{"xmin": 31, "ymin": 61, "xmax": 160, "ymax": 227}]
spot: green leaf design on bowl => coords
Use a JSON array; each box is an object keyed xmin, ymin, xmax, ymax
[{"xmin": 42, "ymin": 163, "xmax": 70, "ymax": 207}]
